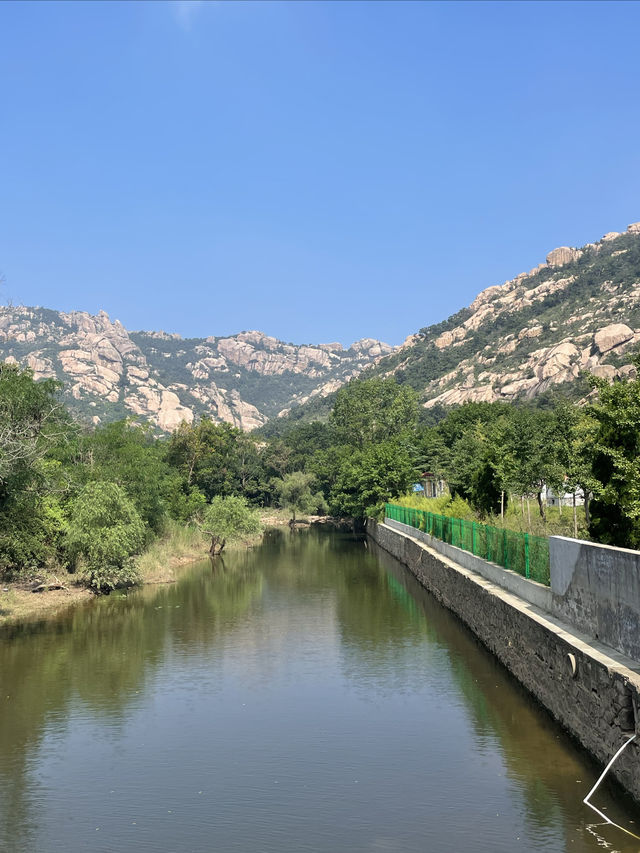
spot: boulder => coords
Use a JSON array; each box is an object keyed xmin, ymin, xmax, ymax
[
  {"xmin": 518, "ymin": 325, "xmax": 543, "ymax": 340},
  {"xmin": 591, "ymin": 364, "xmax": 617, "ymax": 380},
  {"xmin": 594, "ymin": 323, "xmax": 634, "ymax": 354},
  {"xmin": 546, "ymin": 247, "xmax": 582, "ymax": 267}
]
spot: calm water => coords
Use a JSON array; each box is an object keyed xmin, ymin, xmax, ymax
[{"xmin": 1, "ymin": 527, "xmax": 640, "ymax": 853}]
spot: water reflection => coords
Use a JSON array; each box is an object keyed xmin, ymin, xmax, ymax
[{"xmin": 0, "ymin": 527, "xmax": 638, "ymax": 852}]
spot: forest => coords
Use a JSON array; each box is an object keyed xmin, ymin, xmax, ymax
[{"xmin": 1, "ymin": 357, "xmax": 639, "ymax": 593}]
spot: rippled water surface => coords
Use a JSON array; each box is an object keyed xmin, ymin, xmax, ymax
[{"xmin": 1, "ymin": 527, "xmax": 640, "ymax": 853}]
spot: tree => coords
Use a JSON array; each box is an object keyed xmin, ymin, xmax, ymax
[
  {"xmin": 585, "ymin": 359, "xmax": 640, "ymax": 547},
  {"xmin": 200, "ymin": 496, "xmax": 262, "ymax": 556},
  {"xmin": 549, "ymin": 402, "xmax": 595, "ymax": 536},
  {"xmin": 330, "ymin": 378, "xmax": 418, "ymax": 448},
  {"xmin": 81, "ymin": 419, "xmax": 176, "ymax": 533},
  {"xmin": 166, "ymin": 418, "xmax": 265, "ymax": 502},
  {"xmin": 330, "ymin": 438, "xmax": 416, "ymax": 518},
  {"xmin": 272, "ymin": 471, "xmax": 327, "ymax": 523},
  {"xmin": 498, "ymin": 407, "xmax": 564, "ymax": 520},
  {"xmin": 66, "ymin": 481, "xmax": 145, "ymax": 592},
  {"xmin": 0, "ymin": 363, "xmax": 71, "ymax": 575},
  {"xmin": 0, "ymin": 362, "xmax": 66, "ymax": 493}
]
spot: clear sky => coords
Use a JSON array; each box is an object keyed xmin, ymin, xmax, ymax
[{"xmin": 1, "ymin": 1, "xmax": 640, "ymax": 347}]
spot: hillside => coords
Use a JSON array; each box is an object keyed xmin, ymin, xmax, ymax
[
  {"xmin": 272, "ymin": 221, "xmax": 640, "ymax": 430},
  {"xmin": 0, "ymin": 307, "xmax": 393, "ymax": 431},
  {"xmin": 5, "ymin": 221, "xmax": 640, "ymax": 434}
]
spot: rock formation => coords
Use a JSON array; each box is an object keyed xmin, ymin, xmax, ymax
[
  {"xmin": 368, "ymin": 222, "xmax": 640, "ymax": 412},
  {"xmin": 0, "ymin": 307, "xmax": 393, "ymax": 432}
]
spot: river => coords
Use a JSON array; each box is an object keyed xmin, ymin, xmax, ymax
[{"xmin": 1, "ymin": 527, "xmax": 639, "ymax": 852}]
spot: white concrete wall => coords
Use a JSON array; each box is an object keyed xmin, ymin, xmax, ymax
[{"xmin": 550, "ymin": 535, "xmax": 640, "ymax": 661}]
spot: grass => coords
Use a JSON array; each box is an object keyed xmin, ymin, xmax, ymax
[
  {"xmin": 259, "ymin": 507, "xmax": 295, "ymax": 526},
  {"xmin": 135, "ymin": 521, "xmax": 209, "ymax": 584}
]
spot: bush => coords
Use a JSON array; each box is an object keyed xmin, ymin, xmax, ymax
[
  {"xmin": 201, "ymin": 496, "xmax": 262, "ymax": 555},
  {"xmin": 66, "ymin": 481, "xmax": 145, "ymax": 593}
]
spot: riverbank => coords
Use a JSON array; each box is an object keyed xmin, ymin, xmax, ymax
[
  {"xmin": 0, "ymin": 525, "xmax": 205, "ymax": 628},
  {"xmin": 0, "ymin": 509, "xmax": 303, "ymax": 627}
]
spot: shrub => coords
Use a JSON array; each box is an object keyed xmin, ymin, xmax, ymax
[
  {"xmin": 66, "ymin": 481, "xmax": 145, "ymax": 593},
  {"xmin": 200, "ymin": 496, "xmax": 262, "ymax": 555}
]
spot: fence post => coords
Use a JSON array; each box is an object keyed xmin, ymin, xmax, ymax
[
  {"xmin": 503, "ymin": 529, "xmax": 508, "ymax": 569},
  {"xmin": 524, "ymin": 533, "xmax": 530, "ymax": 579},
  {"xmin": 472, "ymin": 521, "xmax": 476, "ymax": 555}
]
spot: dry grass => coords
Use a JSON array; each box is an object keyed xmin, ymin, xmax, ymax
[
  {"xmin": 0, "ymin": 570, "xmax": 93, "ymax": 627},
  {"xmin": 135, "ymin": 521, "xmax": 209, "ymax": 584},
  {"xmin": 259, "ymin": 507, "xmax": 293, "ymax": 527}
]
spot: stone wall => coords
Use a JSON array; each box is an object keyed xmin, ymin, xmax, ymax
[
  {"xmin": 385, "ymin": 518, "xmax": 553, "ymax": 611},
  {"xmin": 368, "ymin": 519, "xmax": 640, "ymax": 801},
  {"xmin": 550, "ymin": 536, "xmax": 640, "ymax": 662}
]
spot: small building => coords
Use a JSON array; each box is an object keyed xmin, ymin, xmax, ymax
[
  {"xmin": 421, "ymin": 472, "xmax": 447, "ymax": 499},
  {"xmin": 542, "ymin": 483, "xmax": 585, "ymax": 508}
]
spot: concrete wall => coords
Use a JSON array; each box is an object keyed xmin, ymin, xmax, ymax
[
  {"xmin": 369, "ymin": 519, "xmax": 640, "ymax": 802},
  {"xmin": 385, "ymin": 518, "xmax": 640, "ymax": 664},
  {"xmin": 550, "ymin": 536, "xmax": 640, "ymax": 662}
]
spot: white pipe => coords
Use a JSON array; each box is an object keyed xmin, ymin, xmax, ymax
[{"xmin": 583, "ymin": 733, "xmax": 639, "ymax": 840}]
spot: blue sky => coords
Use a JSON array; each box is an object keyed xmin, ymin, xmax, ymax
[{"xmin": 1, "ymin": 1, "xmax": 640, "ymax": 346}]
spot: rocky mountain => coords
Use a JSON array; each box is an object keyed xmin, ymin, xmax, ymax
[
  {"xmin": 0, "ymin": 307, "xmax": 393, "ymax": 431},
  {"xmin": 6, "ymin": 221, "xmax": 640, "ymax": 434},
  {"xmin": 362, "ymin": 221, "xmax": 640, "ymax": 409},
  {"xmin": 267, "ymin": 221, "xmax": 640, "ymax": 433}
]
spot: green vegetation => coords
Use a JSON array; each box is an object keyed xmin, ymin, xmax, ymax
[
  {"xmin": 5, "ymin": 350, "xmax": 640, "ymax": 602},
  {"xmin": 66, "ymin": 482, "xmax": 145, "ymax": 592},
  {"xmin": 200, "ymin": 496, "xmax": 262, "ymax": 555},
  {"xmin": 586, "ymin": 355, "xmax": 640, "ymax": 546},
  {"xmin": 394, "ymin": 494, "xmax": 588, "ymax": 540},
  {"xmin": 272, "ymin": 471, "xmax": 327, "ymax": 523}
]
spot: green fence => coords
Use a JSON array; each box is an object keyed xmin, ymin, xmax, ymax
[{"xmin": 384, "ymin": 503, "xmax": 550, "ymax": 586}]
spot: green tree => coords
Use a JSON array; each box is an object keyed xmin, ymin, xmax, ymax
[
  {"xmin": 498, "ymin": 408, "xmax": 564, "ymax": 519},
  {"xmin": 166, "ymin": 418, "xmax": 265, "ymax": 502},
  {"xmin": 330, "ymin": 438, "xmax": 416, "ymax": 518},
  {"xmin": 0, "ymin": 364, "xmax": 71, "ymax": 574},
  {"xmin": 330, "ymin": 378, "xmax": 418, "ymax": 448},
  {"xmin": 66, "ymin": 481, "xmax": 145, "ymax": 592},
  {"xmin": 586, "ymin": 360, "xmax": 640, "ymax": 547},
  {"xmin": 81, "ymin": 420, "xmax": 176, "ymax": 533},
  {"xmin": 272, "ymin": 471, "xmax": 327, "ymax": 523},
  {"xmin": 200, "ymin": 496, "xmax": 262, "ymax": 556}
]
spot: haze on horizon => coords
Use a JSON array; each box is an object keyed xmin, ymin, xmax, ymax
[{"xmin": 1, "ymin": 0, "xmax": 640, "ymax": 347}]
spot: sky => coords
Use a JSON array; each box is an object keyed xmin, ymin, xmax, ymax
[{"xmin": 1, "ymin": 1, "xmax": 640, "ymax": 347}]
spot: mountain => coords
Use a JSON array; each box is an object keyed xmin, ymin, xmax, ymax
[
  {"xmin": 0, "ymin": 307, "xmax": 393, "ymax": 431},
  {"xmin": 5, "ymin": 220, "xmax": 640, "ymax": 434},
  {"xmin": 374, "ymin": 222, "xmax": 640, "ymax": 408},
  {"xmin": 273, "ymin": 220, "xmax": 640, "ymax": 430}
]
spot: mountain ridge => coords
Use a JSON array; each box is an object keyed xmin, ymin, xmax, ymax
[
  {"xmin": 265, "ymin": 220, "xmax": 640, "ymax": 433},
  {"xmin": 4, "ymin": 219, "xmax": 640, "ymax": 433},
  {"xmin": 370, "ymin": 220, "xmax": 640, "ymax": 408},
  {"xmin": 0, "ymin": 306, "xmax": 394, "ymax": 431}
]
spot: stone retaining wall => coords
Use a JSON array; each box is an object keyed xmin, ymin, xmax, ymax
[{"xmin": 368, "ymin": 519, "xmax": 640, "ymax": 801}]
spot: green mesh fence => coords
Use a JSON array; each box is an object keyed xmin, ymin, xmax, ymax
[{"xmin": 384, "ymin": 503, "xmax": 550, "ymax": 586}]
